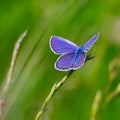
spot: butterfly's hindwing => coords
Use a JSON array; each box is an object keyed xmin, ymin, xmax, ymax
[{"xmin": 55, "ymin": 52, "xmax": 75, "ymax": 71}]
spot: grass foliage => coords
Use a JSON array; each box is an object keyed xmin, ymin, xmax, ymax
[{"xmin": 0, "ymin": 0, "xmax": 120, "ymax": 120}]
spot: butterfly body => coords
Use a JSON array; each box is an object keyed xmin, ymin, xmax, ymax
[
  {"xmin": 75, "ymin": 46, "xmax": 84, "ymax": 57},
  {"xmin": 50, "ymin": 33, "xmax": 99, "ymax": 71},
  {"xmin": 74, "ymin": 47, "xmax": 82, "ymax": 61}
]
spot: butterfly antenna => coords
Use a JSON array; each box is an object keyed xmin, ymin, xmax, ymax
[{"xmin": 86, "ymin": 55, "xmax": 95, "ymax": 62}]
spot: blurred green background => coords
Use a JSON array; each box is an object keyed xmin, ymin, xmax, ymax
[{"xmin": 0, "ymin": 0, "xmax": 120, "ymax": 120}]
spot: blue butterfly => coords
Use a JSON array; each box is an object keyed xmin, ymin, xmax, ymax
[{"xmin": 50, "ymin": 33, "xmax": 99, "ymax": 71}]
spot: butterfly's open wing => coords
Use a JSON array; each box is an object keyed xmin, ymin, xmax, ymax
[
  {"xmin": 50, "ymin": 36, "xmax": 78, "ymax": 54},
  {"xmin": 55, "ymin": 52, "xmax": 75, "ymax": 71},
  {"xmin": 82, "ymin": 33, "xmax": 99, "ymax": 52},
  {"xmin": 72, "ymin": 52, "xmax": 86, "ymax": 70}
]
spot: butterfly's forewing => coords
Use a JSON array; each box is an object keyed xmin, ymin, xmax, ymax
[
  {"xmin": 72, "ymin": 52, "xmax": 86, "ymax": 69},
  {"xmin": 50, "ymin": 36, "xmax": 78, "ymax": 54},
  {"xmin": 55, "ymin": 52, "xmax": 75, "ymax": 71},
  {"xmin": 82, "ymin": 33, "xmax": 99, "ymax": 52}
]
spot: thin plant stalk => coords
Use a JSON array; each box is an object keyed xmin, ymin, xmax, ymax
[
  {"xmin": 91, "ymin": 90, "xmax": 102, "ymax": 120},
  {"xmin": 106, "ymin": 58, "xmax": 120, "ymax": 93},
  {"xmin": 35, "ymin": 70, "xmax": 74, "ymax": 120},
  {"xmin": 0, "ymin": 30, "xmax": 27, "ymax": 120},
  {"xmin": 106, "ymin": 83, "xmax": 120, "ymax": 105}
]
